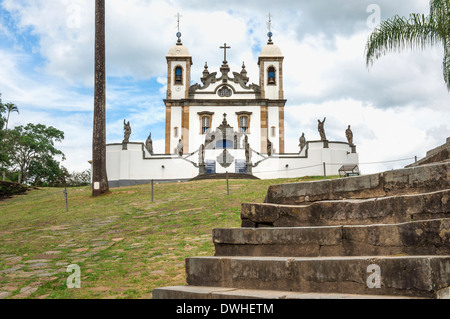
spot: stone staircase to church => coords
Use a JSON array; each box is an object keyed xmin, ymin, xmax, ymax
[{"xmin": 153, "ymin": 162, "xmax": 450, "ymax": 299}]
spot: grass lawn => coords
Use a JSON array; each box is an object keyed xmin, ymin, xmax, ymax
[{"xmin": 0, "ymin": 176, "xmax": 331, "ymax": 299}]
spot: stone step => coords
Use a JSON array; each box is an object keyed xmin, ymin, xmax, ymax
[
  {"xmin": 185, "ymin": 256, "xmax": 450, "ymax": 298},
  {"xmin": 152, "ymin": 285, "xmax": 425, "ymax": 299},
  {"xmin": 264, "ymin": 162, "xmax": 449, "ymax": 205},
  {"xmin": 214, "ymin": 218, "xmax": 450, "ymax": 257},
  {"xmin": 241, "ymin": 189, "xmax": 450, "ymax": 227}
]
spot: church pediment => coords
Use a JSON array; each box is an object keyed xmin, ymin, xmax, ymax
[{"xmin": 189, "ymin": 64, "xmax": 260, "ymax": 98}]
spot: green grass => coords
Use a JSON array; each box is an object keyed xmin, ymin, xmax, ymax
[{"xmin": 0, "ymin": 176, "xmax": 335, "ymax": 299}]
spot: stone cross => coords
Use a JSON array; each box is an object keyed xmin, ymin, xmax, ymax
[{"xmin": 220, "ymin": 43, "xmax": 231, "ymax": 64}]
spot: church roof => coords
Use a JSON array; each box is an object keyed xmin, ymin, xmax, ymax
[
  {"xmin": 260, "ymin": 42, "xmax": 283, "ymax": 57},
  {"xmin": 167, "ymin": 43, "xmax": 191, "ymax": 57}
]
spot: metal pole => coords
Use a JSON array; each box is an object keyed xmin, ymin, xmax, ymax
[
  {"xmin": 323, "ymin": 162, "xmax": 326, "ymax": 180},
  {"xmin": 151, "ymin": 179, "xmax": 154, "ymax": 202},
  {"xmin": 226, "ymin": 171, "xmax": 229, "ymax": 195},
  {"xmin": 63, "ymin": 188, "xmax": 69, "ymax": 212}
]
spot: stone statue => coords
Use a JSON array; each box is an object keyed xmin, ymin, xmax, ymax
[
  {"xmin": 299, "ymin": 132, "xmax": 306, "ymax": 153},
  {"xmin": 205, "ymin": 132, "xmax": 216, "ymax": 149},
  {"xmin": 199, "ymin": 143, "xmax": 205, "ymax": 164},
  {"xmin": 244, "ymin": 135, "xmax": 250, "ymax": 164},
  {"xmin": 318, "ymin": 117, "xmax": 326, "ymax": 141},
  {"xmin": 145, "ymin": 132, "xmax": 153, "ymax": 155},
  {"xmin": 346, "ymin": 125, "xmax": 354, "ymax": 146},
  {"xmin": 123, "ymin": 119, "xmax": 131, "ymax": 143},
  {"xmin": 267, "ymin": 139, "xmax": 273, "ymax": 156},
  {"xmin": 176, "ymin": 139, "xmax": 184, "ymax": 156}
]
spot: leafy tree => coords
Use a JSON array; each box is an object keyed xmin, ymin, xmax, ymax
[
  {"xmin": 365, "ymin": 0, "xmax": 450, "ymax": 90},
  {"xmin": 67, "ymin": 169, "xmax": 91, "ymax": 186},
  {"xmin": 7, "ymin": 123, "xmax": 65, "ymax": 185}
]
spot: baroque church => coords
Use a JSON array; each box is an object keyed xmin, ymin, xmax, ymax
[{"xmin": 105, "ymin": 28, "xmax": 359, "ymax": 187}]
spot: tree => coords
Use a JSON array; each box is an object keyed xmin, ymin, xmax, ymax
[
  {"xmin": 365, "ymin": 0, "xmax": 450, "ymax": 91},
  {"xmin": 4, "ymin": 103, "xmax": 19, "ymax": 132},
  {"xmin": 92, "ymin": 0, "xmax": 109, "ymax": 196},
  {"xmin": 7, "ymin": 123, "xmax": 65, "ymax": 185},
  {"xmin": 0, "ymin": 94, "xmax": 5, "ymax": 130},
  {"xmin": 0, "ymin": 95, "xmax": 8, "ymax": 180}
]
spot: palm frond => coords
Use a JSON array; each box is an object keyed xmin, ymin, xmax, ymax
[{"xmin": 365, "ymin": 13, "xmax": 440, "ymax": 67}]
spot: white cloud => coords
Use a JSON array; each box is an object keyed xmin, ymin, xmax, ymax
[{"xmin": 0, "ymin": 0, "xmax": 448, "ymax": 176}]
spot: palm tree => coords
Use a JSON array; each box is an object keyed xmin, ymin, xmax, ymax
[
  {"xmin": 365, "ymin": 0, "xmax": 450, "ymax": 91},
  {"xmin": 92, "ymin": 0, "xmax": 109, "ymax": 196},
  {"xmin": 4, "ymin": 103, "xmax": 19, "ymax": 132}
]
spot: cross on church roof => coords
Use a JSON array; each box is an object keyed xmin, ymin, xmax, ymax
[
  {"xmin": 267, "ymin": 13, "xmax": 272, "ymax": 33},
  {"xmin": 220, "ymin": 43, "xmax": 231, "ymax": 64}
]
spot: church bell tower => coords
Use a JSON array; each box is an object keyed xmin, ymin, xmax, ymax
[
  {"xmin": 165, "ymin": 27, "xmax": 193, "ymax": 154},
  {"xmin": 257, "ymin": 18, "xmax": 285, "ymax": 154}
]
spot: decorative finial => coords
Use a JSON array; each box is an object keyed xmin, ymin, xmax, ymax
[
  {"xmin": 175, "ymin": 12, "xmax": 183, "ymax": 45},
  {"xmin": 267, "ymin": 13, "xmax": 273, "ymax": 44},
  {"xmin": 222, "ymin": 113, "xmax": 228, "ymax": 125},
  {"xmin": 202, "ymin": 62, "xmax": 209, "ymax": 83}
]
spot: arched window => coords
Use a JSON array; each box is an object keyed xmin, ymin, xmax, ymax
[
  {"xmin": 174, "ymin": 66, "xmax": 183, "ymax": 85},
  {"xmin": 239, "ymin": 115, "xmax": 249, "ymax": 133},
  {"xmin": 271, "ymin": 126, "xmax": 276, "ymax": 137},
  {"xmin": 267, "ymin": 66, "xmax": 276, "ymax": 85}
]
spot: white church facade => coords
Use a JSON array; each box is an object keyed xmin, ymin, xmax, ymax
[{"xmin": 105, "ymin": 32, "xmax": 359, "ymax": 187}]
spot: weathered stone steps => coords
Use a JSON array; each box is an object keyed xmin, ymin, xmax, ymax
[
  {"xmin": 184, "ymin": 256, "xmax": 450, "ymax": 299},
  {"xmin": 242, "ymin": 189, "xmax": 450, "ymax": 227},
  {"xmin": 264, "ymin": 162, "xmax": 449, "ymax": 205},
  {"xmin": 214, "ymin": 218, "xmax": 450, "ymax": 257},
  {"xmin": 152, "ymin": 285, "xmax": 424, "ymax": 299}
]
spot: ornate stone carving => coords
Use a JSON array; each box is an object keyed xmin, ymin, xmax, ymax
[
  {"xmin": 176, "ymin": 139, "xmax": 183, "ymax": 156},
  {"xmin": 267, "ymin": 139, "xmax": 273, "ymax": 156},
  {"xmin": 299, "ymin": 132, "xmax": 306, "ymax": 153},
  {"xmin": 318, "ymin": 117, "xmax": 326, "ymax": 141},
  {"xmin": 123, "ymin": 119, "xmax": 131, "ymax": 143},
  {"xmin": 217, "ymin": 149, "xmax": 234, "ymax": 168},
  {"xmin": 346, "ymin": 125, "xmax": 354, "ymax": 146},
  {"xmin": 145, "ymin": 132, "xmax": 153, "ymax": 155},
  {"xmin": 244, "ymin": 135, "xmax": 251, "ymax": 164}
]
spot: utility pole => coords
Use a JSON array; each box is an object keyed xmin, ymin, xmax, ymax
[{"xmin": 92, "ymin": 0, "xmax": 109, "ymax": 196}]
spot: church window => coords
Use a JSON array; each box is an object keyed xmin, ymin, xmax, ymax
[
  {"xmin": 268, "ymin": 66, "xmax": 276, "ymax": 85},
  {"xmin": 174, "ymin": 127, "xmax": 179, "ymax": 138},
  {"xmin": 218, "ymin": 86, "xmax": 232, "ymax": 97},
  {"xmin": 174, "ymin": 66, "xmax": 183, "ymax": 85},
  {"xmin": 201, "ymin": 115, "xmax": 211, "ymax": 134},
  {"xmin": 271, "ymin": 126, "xmax": 276, "ymax": 137},
  {"xmin": 239, "ymin": 115, "xmax": 249, "ymax": 133}
]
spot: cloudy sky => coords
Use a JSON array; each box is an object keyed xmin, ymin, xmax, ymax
[{"xmin": 0, "ymin": 0, "xmax": 448, "ymax": 175}]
